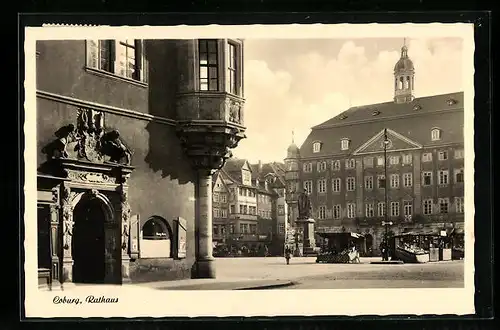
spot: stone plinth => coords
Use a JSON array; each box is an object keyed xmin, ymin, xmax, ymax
[{"xmin": 295, "ymin": 217, "xmax": 316, "ymax": 256}]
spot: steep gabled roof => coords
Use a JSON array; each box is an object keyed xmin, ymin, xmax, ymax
[
  {"xmin": 212, "ymin": 171, "xmax": 230, "ymax": 192},
  {"xmin": 222, "ymin": 158, "xmax": 252, "ymax": 183}
]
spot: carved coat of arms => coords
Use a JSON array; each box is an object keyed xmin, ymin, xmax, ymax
[{"xmin": 42, "ymin": 107, "xmax": 132, "ymax": 166}]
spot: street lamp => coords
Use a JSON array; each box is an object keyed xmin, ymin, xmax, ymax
[
  {"xmin": 383, "ymin": 128, "xmax": 390, "ymax": 238},
  {"xmin": 382, "ymin": 128, "xmax": 393, "ymax": 260}
]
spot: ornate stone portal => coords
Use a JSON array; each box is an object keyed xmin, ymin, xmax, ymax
[{"xmin": 41, "ymin": 108, "xmax": 134, "ymax": 285}]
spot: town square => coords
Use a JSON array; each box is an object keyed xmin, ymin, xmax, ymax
[{"xmin": 28, "ymin": 26, "xmax": 470, "ymax": 300}]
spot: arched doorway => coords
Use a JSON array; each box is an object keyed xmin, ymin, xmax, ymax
[{"xmin": 72, "ymin": 197, "xmax": 108, "ymax": 284}]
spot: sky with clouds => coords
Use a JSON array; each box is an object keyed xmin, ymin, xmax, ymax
[{"xmin": 232, "ymin": 37, "xmax": 464, "ymax": 164}]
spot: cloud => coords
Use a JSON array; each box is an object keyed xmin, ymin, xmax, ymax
[{"xmin": 233, "ymin": 38, "xmax": 464, "ymax": 164}]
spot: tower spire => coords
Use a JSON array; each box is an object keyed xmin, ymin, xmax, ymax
[
  {"xmin": 401, "ymin": 38, "xmax": 409, "ymax": 58},
  {"xmin": 291, "ymin": 130, "xmax": 295, "ymax": 144}
]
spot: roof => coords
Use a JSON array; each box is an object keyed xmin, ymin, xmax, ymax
[
  {"xmin": 394, "ymin": 45, "xmax": 414, "ymax": 72},
  {"xmin": 394, "ymin": 57, "xmax": 414, "ymax": 72},
  {"xmin": 250, "ymin": 161, "xmax": 287, "ymax": 190},
  {"xmin": 300, "ymin": 92, "xmax": 464, "ymax": 158},
  {"xmin": 222, "ymin": 158, "xmax": 250, "ymax": 183},
  {"xmin": 286, "ymin": 143, "xmax": 300, "ymax": 158},
  {"xmin": 212, "ymin": 171, "xmax": 230, "ymax": 192}
]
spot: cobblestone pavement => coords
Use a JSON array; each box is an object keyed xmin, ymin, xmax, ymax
[{"xmin": 214, "ymin": 257, "xmax": 465, "ymax": 289}]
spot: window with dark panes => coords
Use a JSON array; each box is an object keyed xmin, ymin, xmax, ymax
[
  {"xmin": 199, "ymin": 40, "xmax": 219, "ymax": 91},
  {"xmin": 228, "ymin": 42, "xmax": 238, "ymax": 94},
  {"xmin": 86, "ymin": 39, "xmax": 147, "ymax": 82}
]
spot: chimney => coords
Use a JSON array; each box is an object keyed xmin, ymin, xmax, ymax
[{"xmin": 258, "ymin": 160, "xmax": 263, "ymax": 172}]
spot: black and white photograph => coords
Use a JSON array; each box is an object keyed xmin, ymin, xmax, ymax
[{"xmin": 24, "ymin": 23, "xmax": 475, "ymax": 317}]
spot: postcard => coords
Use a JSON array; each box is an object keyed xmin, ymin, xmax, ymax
[{"xmin": 24, "ymin": 23, "xmax": 475, "ymax": 317}]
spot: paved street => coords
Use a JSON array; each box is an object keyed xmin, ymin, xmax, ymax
[{"xmin": 213, "ymin": 257, "xmax": 464, "ymax": 289}]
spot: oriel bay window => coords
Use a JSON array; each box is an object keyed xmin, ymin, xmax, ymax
[{"xmin": 86, "ymin": 39, "xmax": 148, "ymax": 83}]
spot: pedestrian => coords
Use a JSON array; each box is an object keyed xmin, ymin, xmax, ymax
[
  {"xmin": 285, "ymin": 246, "xmax": 291, "ymax": 265},
  {"xmin": 351, "ymin": 244, "xmax": 361, "ymax": 264},
  {"xmin": 380, "ymin": 240, "xmax": 387, "ymax": 261}
]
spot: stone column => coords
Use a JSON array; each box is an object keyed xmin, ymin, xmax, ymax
[
  {"xmin": 194, "ymin": 169, "xmax": 216, "ymax": 278},
  {"xmin": 175, "ymin": 93, "xmax": 246, "ymax": 279},
  {"xmin": 49, "ymin": 204, "xmax": 61, "ymax": 284},
  {"xmin": 119, "ymin": 184, "xmax": 131, "ymax": 283},
  {"xmin": 60, "ymin": 184, "xmax": 75, "ymax": 285}
]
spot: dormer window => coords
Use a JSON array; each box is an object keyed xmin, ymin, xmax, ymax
[
  {"xmin": 341, "ymin": 138, "xmax": 350, "ymax": 151},
  {"xmin": 431, "ymin": 128, "xmax": 442, "ymax": 141},
  {"xmin": 446, "ymin": 98, "xmax": 458, "ymax": 106},
  {"xmin": 339, "ymin": 114, "xmax": 348, "ymax": 120},
  {"xmin": 413, "ymin": 104, "xmax": 422, "ymax": 111},
  {"xmin": 313, "ymin": 142, "xmax": 322, "ymax": 153},
  {"xmin": 372, "ymin": 110, "xmax": 380, "ymax": 116}
]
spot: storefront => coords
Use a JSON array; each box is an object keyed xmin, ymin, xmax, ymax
[{"xmin": 391, "ymin": 230, "xmax": 453, "ymax": 263}]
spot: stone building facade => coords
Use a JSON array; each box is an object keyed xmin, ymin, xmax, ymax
[
  {"xmin": 35, "ymin": 38, "xmax": 246, "ymax": 287},
  {"xmin": 284, "ymin": 43, "xmax": 465, "ymax": 256},
  {"xmin": 211, "ymin": 159, "xmax": 288, "ymax": 255}
]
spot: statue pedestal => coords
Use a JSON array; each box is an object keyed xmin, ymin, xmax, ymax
[{"xmin": 295, "ymin": 217, "xmax": 316, "ymax": 256}]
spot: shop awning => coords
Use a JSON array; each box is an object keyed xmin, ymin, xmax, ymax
[
  {"xmin": 450, "ymin": 227, "xmax": 465, "ymax": 235},
  {"xmin": 395, "ymin": 231, "xmax": 442, "ymax": 237},
  {"xmin": 316, "ymin": 232, "xmax": 364, "ymax": 239}
]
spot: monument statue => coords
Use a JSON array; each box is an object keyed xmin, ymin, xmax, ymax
[{"xmin": 297, "ymin": 189, "xmax": 311, "ymax": 219}]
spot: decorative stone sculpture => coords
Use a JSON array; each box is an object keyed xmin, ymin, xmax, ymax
[
  {"xmin": 61, "ymin": 186, "xmax": 75, "ymax": 250},
  {"xmin": 120, "ymin": 186, "xmax": 131, "ymax": 252},
  {"xmin": 226, "ymin": 98, "xmax": 243, "ymax": 124},
  {"xmin": 297, "ymin": 189, "xmax": 312, "ymax": 219},
  {"xmin": 101, "ymin": 130, "xmax": 132, "ymax": 165},
  {"xmin": 42, "ymin": 124, "xmax": 76, "ymax": 159}
]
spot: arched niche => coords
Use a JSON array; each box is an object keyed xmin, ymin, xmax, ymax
[{"xmin": 140, "ymin": 216, "xmax": 173, "ymax": 259}]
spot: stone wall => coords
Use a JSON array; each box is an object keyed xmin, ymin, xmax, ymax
[{"xmin": 36, "ymin": 39, "xmax": 198, "ymax": 281}]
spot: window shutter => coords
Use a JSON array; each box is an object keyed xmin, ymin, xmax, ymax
[
  {"xmin": 86, "ymin": 40, "xmax": 99, "ymax": 68},
  {"xmin": 129, "ymin": 214, "xmax": 140, "ymax": 259},
  {"xmin": 134, "ymin": 40, "xmax": 144, "ymax": 81},
  {"xmin": 142, "ymin": 43, "xmax": 149, "ymax": 83}
]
